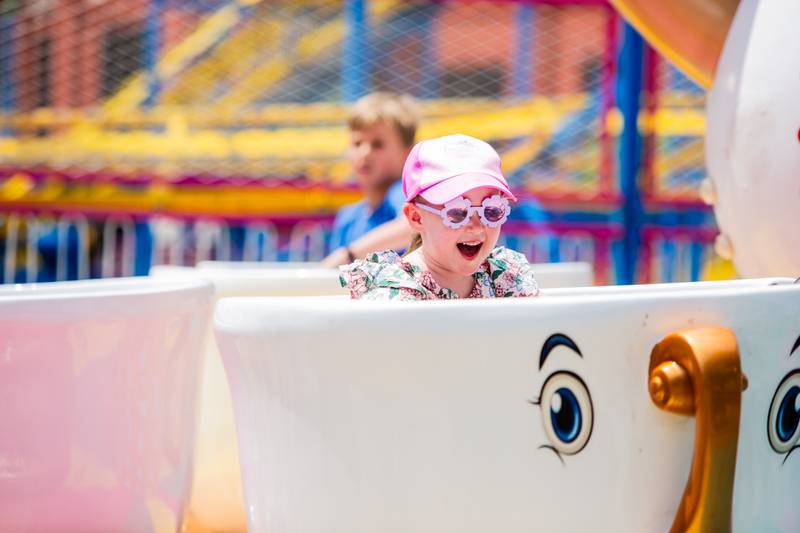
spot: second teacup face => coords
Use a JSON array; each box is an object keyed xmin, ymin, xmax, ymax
[
  {"xmin": 732, "ymin": 306, "xmax": 800, "ymax": 531},
  {"xmin": 525, "ymin": 285, "xmax": 800, "ymax": 533}
]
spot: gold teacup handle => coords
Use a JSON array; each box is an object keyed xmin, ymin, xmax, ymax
[{"xmin": 649, "ymin": 327, "xmax": 747, "ymax": 533}]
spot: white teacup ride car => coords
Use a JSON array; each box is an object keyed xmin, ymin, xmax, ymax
[
  {"xmin": 150, "ymin": 263, "xmax": 347, "ymax": 531},
  {"xmin": 0, "ymin": 277, "xmax": 212, "ymax": 532},
  {"xmin": 151, "ymin": 260, "xmax": 593, "ymax": 532},
  {"xmin": 215, "ymin": 278, "xmax": 800, "ymax": 533}
]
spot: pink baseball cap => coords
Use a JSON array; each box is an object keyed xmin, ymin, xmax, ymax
[{"xmin": 402, "ymin": 134, "xmax": 517, "ymax": 204}]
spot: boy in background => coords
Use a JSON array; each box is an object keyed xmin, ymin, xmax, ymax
[{"xmin": 323, "ymin": 92, "xmax": 419, "ymax": 266}]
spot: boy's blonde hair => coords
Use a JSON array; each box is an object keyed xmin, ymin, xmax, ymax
[{"xmin": 348, "ymin": 92, "xmax": 419, "ymax": 148}]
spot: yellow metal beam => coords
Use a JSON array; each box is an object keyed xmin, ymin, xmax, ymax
[
  {"xmin": 0, "ymin": 177, "xmax": 362, "ymax": 218},
  {"xmin": 215, "ymin": 0, "xmax": 400, "ymax": 108},
  {"xmin": 104, "ymin": 3, "xmax": 246, "ymax": 113}
]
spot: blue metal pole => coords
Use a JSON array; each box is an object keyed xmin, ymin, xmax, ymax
[
  {"xmin": 690, "ymin": 240, "xmax": 703, "ymax": 281},
  {"xmin": 0, "ymin": 7, "xmax": 16, "ymax": 114},
  {"xmin": 343, "ymin": 0, "xmax": 368, "ymax": 102},
  {"xmin": 616, "ymin": 22, "xmax": 644, "ymax": 284},
  {"xmin": 418, "ymin": 5, "xmax": 438, "ymax": 99},
  {"xmin": 512, "ymin": 4, "xmax": 534, "ymax": 97},
  {"xmin": 548, "ymin": 236, "xmax": 559, "ymax": 263},
  {"xmin": 662, "ymin": 240, "xmax": 676, "ymax": 282},
  {"xmin": 143, "ymin": 0, "xmax": 164, "ymax": 108},
  {"xmin": 134, "ymin": 222, "xmax": 153, "ymax": 276}
]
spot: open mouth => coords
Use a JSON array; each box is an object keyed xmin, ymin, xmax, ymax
[{"xmin": 457, "ymin": 241, "xmax": 483, "ymax": 260}]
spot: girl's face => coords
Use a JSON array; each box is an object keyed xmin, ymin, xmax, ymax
[{"xmin": 404, "ymin": 186, "xmax": 504, "ymax": 276}]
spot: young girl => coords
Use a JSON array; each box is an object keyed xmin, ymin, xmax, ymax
[{"xmin": 339, "ymin": 134, "xmax": 540, "ymax": 300}]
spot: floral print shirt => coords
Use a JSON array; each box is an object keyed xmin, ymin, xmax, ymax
[{"xmin": 339, "ymin": 246, "xmax": 540, "ymax": 301}]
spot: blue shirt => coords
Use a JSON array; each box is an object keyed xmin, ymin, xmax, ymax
[{"xmin": 330, "ymin": 180, "xmax": 405, "ymax": 250}]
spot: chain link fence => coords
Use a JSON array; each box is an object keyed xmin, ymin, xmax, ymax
[
  {"xmin": 638, "ymin": 51, "xmax": 716, "ymax": 283},
  {"xmin": 0, "ymin": 0, "xmax": 715, "ymax": 284}
]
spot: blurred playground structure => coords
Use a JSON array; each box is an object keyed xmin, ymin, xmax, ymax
[{"xmin": 0, "ymin": 0, "xmax": 717, "ymax": 285}]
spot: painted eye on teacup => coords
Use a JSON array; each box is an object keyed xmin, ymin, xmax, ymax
[
  {"xmin": 535, "ymin": 371, "xmax": 594, "ymax": 458},
  {"xmin": 767, "ymin": 369, "xmax": 800, "ymax": 461}
]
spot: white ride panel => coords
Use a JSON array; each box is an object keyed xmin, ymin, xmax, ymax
[
  {"xmin": 150, "ymin": 264, "xmax": 345, "ymax": 531},
  {"xmin": 195, "ymin": 260, "xmax": 594, "ymax": 290}
]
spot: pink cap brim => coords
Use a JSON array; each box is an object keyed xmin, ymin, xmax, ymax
[{"xmin": 417, "ymin": 173, "xmax": 517, "ymax": 204}]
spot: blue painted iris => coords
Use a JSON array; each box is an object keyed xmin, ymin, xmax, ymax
[
  {"xmin": 538, "ymin": 370, "xmax": 593, "ymax": 456},
  {"xmin": 550, "ymin": 387, "xmax": 582, "ymax": 444},
  {"xmin": 776, "ymin": 385, "xmax": 800, "ymax": 443}
]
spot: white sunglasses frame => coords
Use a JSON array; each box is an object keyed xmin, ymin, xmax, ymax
[{"xmin": 413, "ymin": 194, "xmax": 511, "ymax": 229}]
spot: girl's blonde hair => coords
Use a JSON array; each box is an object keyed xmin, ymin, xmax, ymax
[
  {"xmin": 405, "ymin": 232, "xmax": 423, "ymax": 256},
  {"xmin": 404, "ymin": 195, "xmax": 424, "ymax": 256}
]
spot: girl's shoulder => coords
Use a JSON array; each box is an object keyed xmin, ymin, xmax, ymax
[
  {"xmin": 483, "ymin": 246, "xmax": 540, "ymax": 297},
  {"xmin": 338, "ymin": 250, "xmax": 426, "ymax": 300}
]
